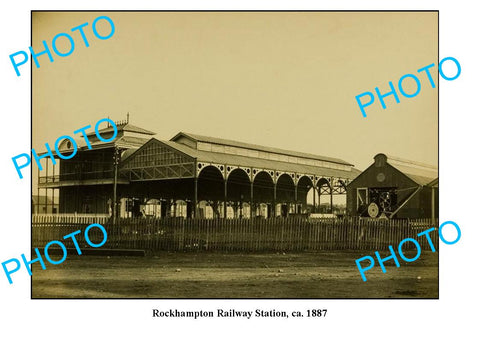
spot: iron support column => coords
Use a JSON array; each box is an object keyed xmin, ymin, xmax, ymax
[
  {"xmin": 250, "ymin": 181, "xmax": 254, "ymax": 219},
  {"xmin": 330, "ymin": 177, "xmax": 334, "ymax": 214},
  {"xmin": 273, "ymin": 182, "xmax": 277, "ymax": 217},
  {"xmin": 312, "ymin": 185, "xmax": 316, "ymax": 213},
  {"xmin": 193, "ymin": 177, "xmax": 198, "ymax": 218},
  {"xmin": 224, "ymin": 179, "xmax": 227, "ymax": 219},
  {"xmin": 294, "ymin": 185, "xmax": 298, "ymax": 214}
]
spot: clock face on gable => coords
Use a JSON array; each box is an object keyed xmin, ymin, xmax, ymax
[{"xmin": 377, "ymin": 172, "xmax": 385, "ymax": 182}]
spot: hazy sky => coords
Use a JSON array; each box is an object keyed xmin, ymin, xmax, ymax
[{"xmin": 32, "ymin": 11, "xmax": 438, "ymax": 180}]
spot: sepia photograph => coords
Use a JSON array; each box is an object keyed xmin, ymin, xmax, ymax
[{"xmin": 31, "ymin": 11, "xmax": 439, "ymax": 298}]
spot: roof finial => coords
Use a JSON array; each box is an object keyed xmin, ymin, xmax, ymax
[{"xmin": 127, "ymin": 112, "xmax": 130, "ymax": 123}]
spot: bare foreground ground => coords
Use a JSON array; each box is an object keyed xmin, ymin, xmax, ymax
[{"xmin": 32, "ymin": 251, "xmax": 438, "ymax": 298}]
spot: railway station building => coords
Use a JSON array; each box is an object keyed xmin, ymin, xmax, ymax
[{"xmin": 36, "ymin": 117, "xmax": 361, "ymax": 219}]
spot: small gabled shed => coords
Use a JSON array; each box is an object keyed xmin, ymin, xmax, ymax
[{"xmin": 346, "ymin": 153, "xmax": 438, "ymax": 219}]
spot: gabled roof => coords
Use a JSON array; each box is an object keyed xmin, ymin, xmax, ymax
[
  {"xmin": 386, "ymin": 155, "xmax": 438, "ymax": 186},
  {"xmin": 123, "ymin": 138, "xmax": 360, "ymax": 180},
  {"xmin": 89, "ymin": 123, "xmax": 156, "ymax": 137},
  {"xmin": 41, "ymin": 135, "xmax": 151, "ymax": 157},
  {"xmin": 41, "ymin": 120, "xmax": 154, "ymax": 156},
  {"xmin": 390, "ymin": 164, "xmax": 438, "ymax": 186},
  {"xmin": 171, "ymin": 131, "xmax": 353, "ymax": 166},
  {"xmin": 347, "ymin": 153, "xmax": 438, "ymax": 187}
]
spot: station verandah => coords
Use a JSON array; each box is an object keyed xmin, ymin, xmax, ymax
[
  {"xmin": 35, "ymin": 122, "xmax": 360, "ymax": 219},
  {"xmin": 117, "ymin": 168, "xmax": 349, "ymax": 219},
  {"xmin": 37, "ymin": 164, "xmax": 351, "ymax": 219}
]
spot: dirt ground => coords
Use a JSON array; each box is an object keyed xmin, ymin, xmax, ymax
[{"xmin": 32, "ymin": 251, "xmax": 438, "ymax": 298}]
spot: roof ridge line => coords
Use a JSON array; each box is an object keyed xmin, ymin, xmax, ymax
[{"xmin": 171, "ymin": 131, "xmax": 354, "ymax": 166}]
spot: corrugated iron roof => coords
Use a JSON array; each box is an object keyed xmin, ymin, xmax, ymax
[
  {"xmin": 387, "ymin": 155, "xmax": 438, "ymax": 186},
  {"xmin": 88, "ymin": 123, "xmax": 156, "ymax": 137},
  {"xmin": 393, "ymin": 166, "xmax": 437, "ymax": 186},
  {"xmin": 160, "ymin": 139, "xmax": 359, "ymax": 180},
  {"xmin": 346, "ymin": 153, "xmax": 438, "ymax": 188},
  {"xmin": 171, "ymin": 132, "xmax": 353, "ymax": 166},
  {"xmin": 115, "ymin": 136, "xmax": 152, "ymax": 148},
  {"xmin": 39, "ymin": 135, "xmax": 150, "ymax": 157},
  {"xmin": 386, "ymin": 154, "xmax": 437, "ymax": 171}
]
